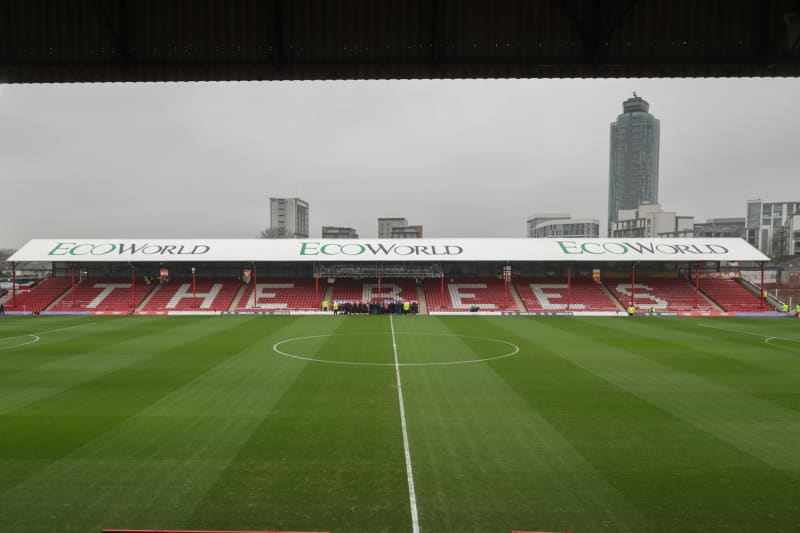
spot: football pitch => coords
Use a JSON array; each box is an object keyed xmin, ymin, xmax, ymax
[{"xmin": 1, "ymin": 315, "xmax": 800, "ymax": 533}]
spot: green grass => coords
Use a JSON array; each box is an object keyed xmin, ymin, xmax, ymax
[{"xmin": 1, "ymin": 315, "xmax": 800, "ymax": 533}]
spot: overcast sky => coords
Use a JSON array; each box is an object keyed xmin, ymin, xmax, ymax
[{"xmin": 1, "ymin": 77, "xmax": 798, "ymax": 248}]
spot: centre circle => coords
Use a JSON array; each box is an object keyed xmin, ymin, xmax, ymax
[{"xmin": 272, "ymin": 332, "xmax": 520, "ymax": 366}]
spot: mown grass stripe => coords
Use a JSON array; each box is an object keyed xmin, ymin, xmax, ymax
[
  {"xmin": 0, "ymin": 317, "xmax": 319, "ymax": 532},
  {"xmin": 0, "ymin": 317, "xmax": 267, "ymax": 501},
  {"xmin": 0, "ymin": 317, "xmax": 251, "ymax": 416},
  {"xmin": 538, "ymin": 318, "xmax": 800, "ymax": 475},
  {"xmin": 394, "ymin": 316, "xmax": 653, "ymax": 533},
  {"xmin": 0, "ymin": 317, "xmax": 155, "ymax": 378},
  {"xmin": 186, "ymin": 316, "xmax": 409, "ymax": 533},
  {"xmin": 4, "ymin": 315, "xmax": 800, "ymax": 533},
  {"xmin": 592, "ymin": 318, "xmax": 800, "ymax": 414},
  {"xmin": 493, "ymin": 317, "xmax": 800, "ymax": 532}
]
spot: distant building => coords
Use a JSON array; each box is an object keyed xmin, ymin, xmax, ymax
[
  {"xmin": 378, "ymin": 218, "xmax": 423, "ymax": 238},
  {"xmin": 693, "ymin": 217, "xmax": 746, "ymax": 239},
  {"xmin": 527, "ymin": 213, "xmax": 599, "ymax": 238},
  {"xmin": 788, "ymin": 215, "xmax": 800, "ymax": 257},
  {"xmin": 321, "ymin": 226, "xmax": 359, "ymax": 239},
  {"xmin": 608, "ymin": 93, "xmax": 660, "ymax": 236},
  {"xmin": 378, "ymin": 218, "xmax": 408, "ymax": 238},
  {"xmin": 746, "ymin": 199, "xmax": 800, "ymax": 257},
  {"xmin": 610, "ymin": 202, "xmax": 693, "ymax": 238},
  {"xmin": 390, "ymin": 225, "xmax": 423, "ymax": 238},
  {"xmin": 269, "ymin": 197, "xmax": 309, "ymax": 238}
]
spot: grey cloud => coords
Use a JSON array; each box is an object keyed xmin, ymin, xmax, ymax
[{"xmin": 1, "ymin": 78, "xmax": 798, "ymax": 247}]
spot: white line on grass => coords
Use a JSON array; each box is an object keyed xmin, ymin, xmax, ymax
[
  {"xmin": 697, "ymin": 322, "xmax": 800, "ymax": 352},
  {"xmin": 0, "ymin": 334, "xmax": 40, "ymax": 350},
  {"xmin": 390, "ymin": 314, "xmax": 420, "ymax": 533},
  {"xmin": 272, "ymin": 332, "xmax": 519, "ymax": 367},
  {"xmin": 0, "ymin": 323, "xmax": 96, "ymax": 351},
  {"xmin": 33, "ymin": 323, "xmax": 96, "ymax": 336}
]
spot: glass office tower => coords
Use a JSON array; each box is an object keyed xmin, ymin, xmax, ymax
[{"xmin": 608, "ymin": 94, "xmax": 660, "ymax": 236}]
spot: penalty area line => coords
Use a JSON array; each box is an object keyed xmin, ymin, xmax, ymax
[
  {"xmin": 697, "ymin": 322, "xmax": 800, "ymax": 352},
  {"xmin": 0, "ymin": 323, "xmax": 97, "ymax": 351},
  {"xmin": 33, "ymin": 323, "xmax": 97, "ymax": 336},
  {"xmin": 390, "ymin": 314, "xmax": 420, "ymax": 533},
  {"xmin": 0, "ymin": 334, "xmax": 40, "ymax": 350}
]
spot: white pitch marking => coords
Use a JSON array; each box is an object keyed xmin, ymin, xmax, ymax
[
  {"xmin": 764, "ymin": 336, "xmax": 800, "ymax": 352},
  {"xmin": 0, "ymin": 322, "xmax": 96, "ymax": 351},
  {"xmin": 390, "ymin": 314, "xmax": 420, "ymax": 533},
  {"xmin": 33, "ymin": 323, "xmax": 96, "ymax": 336},
  {"xmin": 272, "ymin": 333, "xmax": 519, "ymax": 367},
  {"xmin": 697, "ymin": 322, "xmax": 800, "ymax": 352},
  {"xmin": 0, "ymin": 334, "xmax": 40, "ymax": 350}
]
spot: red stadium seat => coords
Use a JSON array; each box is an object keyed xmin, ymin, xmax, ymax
[
  {"xmin": 49, "ymin": 278, "xmax": 154, "ymax": 313},
  {"xmin": 605, "ymin": 278, "xmax": 716, "ymax": 312},
  {"xmin": 424, "ymin": 277, "xmax": 520, "ymax": 312},
  {"xmin": 237, "ymin": 278, "xmax": 326, "ymax": 311},
  {"xmin": 514, "ymin": 278, "xmax": 620, "ymax": 312},
  {"xmin": 699, "ymin": 278, "xmax": 767, "ymax": 312},
  {"xmin": 4, "ymin": 277, "xmax": 72, "ymax": 313},
  {"xmin": 141, "ymin": 279, "xmax": 240, "ymax": 311}
]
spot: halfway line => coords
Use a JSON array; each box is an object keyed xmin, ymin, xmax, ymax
[{"xmin": 390, "ymin": 314, "xmax": 420, "ymax": 533}]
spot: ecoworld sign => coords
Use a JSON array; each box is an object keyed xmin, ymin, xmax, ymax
[
  {"xmin": 47, "ymin": 242, "xmax": 211, "ymax": 257},
  {"xmin": 556, "ymin": 240, "xmax": 730, "ymax": 256},
  {"xmin": 298, "ymin": 242, "xmax": 463, "ymax": 257},
  {"xmin": 8, "ymin": 238, "xmax": 769, "ymax": 263}
]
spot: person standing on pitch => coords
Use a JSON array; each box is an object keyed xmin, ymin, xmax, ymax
[{"xmin": 333, "ymin": 301, "xmax": 339, "ymax": 316}]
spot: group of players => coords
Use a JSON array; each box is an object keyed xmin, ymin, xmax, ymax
[{"xmin": 322, "ymin": 299, "xmax": 419, "ymax": 315}]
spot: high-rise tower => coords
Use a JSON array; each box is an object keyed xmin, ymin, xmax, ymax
[
  {"xmin": 269, "ymin": 197, "xmax": 309, "ymax": 238},
  {"xmin": 608, "ymin": 93, "xmax": 660, "ymax": 235}
]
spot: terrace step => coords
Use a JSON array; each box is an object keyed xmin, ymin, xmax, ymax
[
  {"xmin": 507, "ymin": 281, "xmax": 526, "ymax": 311},
  {"xmin": 136, "ymin": 283, "xmax": 160, "ymax": 311},
  {"xmin": 416, "ymin": 280, "xmax": 428, "ymax": 315},
  {"xmin": 230, "ymin": 283, "xmax": 248, "ymax": 311},
  {"xmin": 600, "ymin": 282, "xmax": 626, "ymax": 311}
]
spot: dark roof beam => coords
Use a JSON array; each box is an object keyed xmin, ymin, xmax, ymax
[
  {"xmin": 271, "ymin": 0, "xmax": 286, "ymax": 69},
  {"xmin": 555, "ymin": 0, "xmax": 595, "ymax": 63},
  {"xmin": 784, "ymin": 0, "xmax": 800, "ymax": 53},
  {"xmin": 758, "ymin": 0, "xmax": 775, "ymax": 66},
  {"xmin": 556, "ymin": 0, "xmax": 638, "ymax": 67},
  {"xmin": 603, "ymin": 0, "xmax": 639, "ymax": 52},
  {"xmin": 94, "ymin": 0, "xmax": 134, "ymax": 67},
  {"xmin": 429, "ymin": 0, "xmax": 443, "ymax": 67}
]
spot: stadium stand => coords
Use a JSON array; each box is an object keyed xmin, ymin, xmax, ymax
[
  {"xmin": 140, "ymin": 279, "xmax": 240, "ymax": 312},
  {"xmin": 514, "ymin": 278, "xmax": 620, "ymax": 312},
  {"xmin": 330, "ymin": 278, "xmax": 419, "ymax": 303},
  {"xmin": 236, "ymin": 278, "xmax": 326, "ymax": 311},
  {"xmin": 424, "ymin": 277, "xmax": 520, "ymax": 312},
  {"xmin": 605, "ymin": 278, "xmax": 716, "ymax": 312},
  {"xmin": 699, "ymin": 278, "xmax": 767, "ymax": 312},
  {"xmin": 3, "ymin": 277, "xmax": 72, "ymax": 313},
  {"xmin": 49, "ymin": 278, "xmax": 153, "ymax": 312},
  {"xmin": 764, "ymin": 282, "xmax": 800, "ymax": 309}
]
